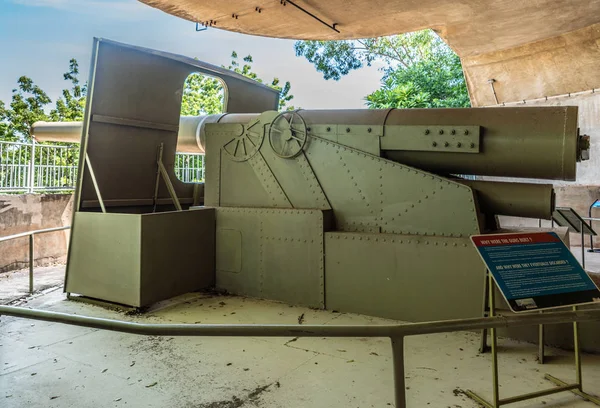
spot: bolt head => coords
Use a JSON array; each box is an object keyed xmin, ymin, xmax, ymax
[
  {"xmin": 432, "ymin": 142, "xmax": 437, "ymax": 147},
  {"xmin": 464, "ymin": 130, "xmax": 469, "ymax": 135},
  {"xmin": 439, "ymin": 129, "xmax": 444, "ymax": 135},
  {"xmin": 451, "ymin": 129, "xmax": 456, "ymax": 135},
  {"xmin": 425, "ymin": 129, "xmax": 430, "ymax": 135},
  {"xmin": 326, "ymin": 127, "xmax": 331, "ymax": 132},
  {"xmin": 346, "ymin": 127, "xmax": 351, "ymax": 133},
  {"xmin": 457, "ymin": 142, "xmax": 462, "ymax": 148},
  {"xmin": 444, "ymin": 142, "xmax": 449, "ymax": 147},
  {"xmin": 470, "ymin": 143, "xmax": 476, "ymax": 148}
]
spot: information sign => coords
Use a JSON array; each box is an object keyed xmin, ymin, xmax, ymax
[{"xmin": 471, "ymin": 232, "xmax": 600, "ymax": 312}]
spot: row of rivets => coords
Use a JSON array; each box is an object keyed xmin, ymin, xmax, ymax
[
  {"xmin": 431, "ymin": 141, "xmax": 477, "ymax": 149},
  {"xmin": 424, "ymin": 128, "xmax": 470, "ymax": 136},
  {"xmin": 309, "ymin": 134, "xmax": 479, "ymax": 238}
]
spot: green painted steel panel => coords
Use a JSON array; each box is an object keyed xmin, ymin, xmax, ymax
[
  {"xmin": 66, "ymin": 212, "xmax": 142, "ymax": 306},
  {"xmin": 247, "ymin": 152, "xmax": 292, "ymax": 208},
  {"xmin": 324, "ymin": 232, "xmax": 487, "ymax": 322},
  {"xmin": 304, "ymin": 135, "xmax": 481, "ymax": 236},
  {"xmin": 309, "ymin": 124, "xmax": 382, "ymax": 156},
  {"xmin": 140, "ymin": 208, "xmax": 215, "ymax": 306},
  {"xmin": 214, "ymin": 208, "xmax": 263, "ymax": 297},
  {"xmin": 215, "ymin": 208, "xmax": 330, "ymax": 308},
  {"xmin": 219, "ymin": 154, "xmax": 274, "ymax": 207},
  {"xmin": 216, "ymin": 229, "xmax": 242, "ymax": 273},
  {"xmin": 381, "ymin": 125, "xmax": 480, "ymax": 153},
  {"xmin": 66, "ymin": 209, "xmax": 215, "ymax": 307},
  {"xmin": 259, "ymin": 147, "xmax": 331, "ymax": 210}
]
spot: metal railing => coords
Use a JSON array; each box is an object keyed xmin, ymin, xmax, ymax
[
  {"xmin": 0, "ymin": 140, "xmax": 78, "ymax": 193},
  {"xmin": 0, "ymin": 140, "xmax": 205, "ymax": 193},
  {"xmin": 1, "ymin": 305, "xmax": 599, "ymax": 407},
  {"xmin": 175, "ymin": 152, "xmax": 205, "ymax": 183},
  {"xmin": 583, "ymin": 216, "xmax": 600, "ymax": 253},
  {"xmin": 0, "ymin": 226, "xmax": 71, "ymax": 294}
]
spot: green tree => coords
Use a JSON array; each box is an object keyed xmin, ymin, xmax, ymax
[
  {"xmin": 0, "ymin": 61, "xmax": 85, "ymax": 191},
  {"xmin": 0, "ymin": 59, "xmax": 86, "ymax": 142},
  {"xmin": 0, "ymin": 52, "xmax": 295, "ymax": 141},
  {"xmin": 50, "ymin": 59, "xmax": 87, "ymax": 121},
  {"xmin": 181, "ymin": 51, "xmax": 295, "ymax": 116},
  {"xmin": 0, "ymin": 76, "xmax": 52, "ymax": 142},
  {"xmin": 294, "ymin": 30, "xmax": 470, "ymax": 108},
  {"xmin": 180, "ymin": 73, "xmax": 224, "ymax": 116}
]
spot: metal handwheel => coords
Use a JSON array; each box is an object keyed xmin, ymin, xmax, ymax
[
  {"xmin": 222, "ymin": 119, "xmax": 264, "ymax": 162},
  {"xmin": 268, "ymin": 110, "xmax": 307, "ymax": 159}
]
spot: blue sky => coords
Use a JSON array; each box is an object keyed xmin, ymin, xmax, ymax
[{"xmin": 0, "ymin": 0, "xmax": 384, "ymax": 111}]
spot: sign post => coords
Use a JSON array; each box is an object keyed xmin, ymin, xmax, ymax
[{"xmin": 466, "ymin": 231, "xmax": 600, "ymax": 407}]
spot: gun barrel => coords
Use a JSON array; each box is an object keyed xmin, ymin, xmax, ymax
[
  {"xmin": 457, "ymin": 180, "xmax": 555, "ymax": 220},
  {"xmin": 33, "ymin": 106, "xmax": 588, "ymax": 181},
  {"xmin": 31, "ymin": 121, "xmax": 83, "ymax": 144},
  {"xmin": 297, "ymin": 107, "xmax": 586, "ymax": 181}
]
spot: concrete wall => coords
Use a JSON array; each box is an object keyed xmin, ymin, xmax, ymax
[
  {"xmin": 0, "ymin": 194, "xmax": 73, "ymax": 273},
  {"xmin": 498, "ymin": 185, "xmax": 600, "ymax": 247}
]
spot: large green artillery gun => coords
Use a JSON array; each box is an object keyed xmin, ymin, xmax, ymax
[{"xmin": 32, "ymin": 39, "xmax": 590, "ymax": 329}]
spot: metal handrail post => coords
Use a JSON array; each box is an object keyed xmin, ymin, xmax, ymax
[
  {"xmin": 28, "ymin": 139, "xmax": 35, "ymax": 193},
  {"xmin": 581, "ymin": 219, "xmax": 586, "ymax": 269},
  {"xmin": 28, "ymin": 234, "xmax": 34, "ymax": 294},
  {"xmin": 575, "ymin": 305, "xmax": 582, "ymax": 389},
  {"xmin": 0, "ymin": 226, "xmax": 71, "ymax": 295},
  {"xmin": 588, "ymin": 200, "xmax": 599, "ymax": 252},
  {"xmin": 490, "ymin": 275, "xmax": 500, "ymax": 406},
  {"xmin": 391, "ymin": 337, "xmax": 406, "ymax": 408}
]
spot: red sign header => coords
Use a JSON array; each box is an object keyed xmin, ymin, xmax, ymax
[{"xmin": 471, "ymin": 232, "xmax": 561, "ymax": 247}]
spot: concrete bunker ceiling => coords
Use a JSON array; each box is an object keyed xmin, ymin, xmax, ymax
[{"xmin": 137, "ymin": 0, "xmax": 600, "ymax": 106}]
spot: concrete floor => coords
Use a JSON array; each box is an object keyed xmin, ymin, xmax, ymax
[
  {"xmin": 0, "ymin": 266, "xmax": 66, "ymax": 305},
  {"xmin": 1, "ymin": 266, "xmax": 600, "ymax": 408}
]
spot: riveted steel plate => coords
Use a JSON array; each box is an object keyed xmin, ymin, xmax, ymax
[
  {"xmin": 324, "ymin": 232, "xmax": 486, "ymax": 321},
  {"xmin": 216, "ymin": 229, "xmax": 242, "ymax": 273},
  {"xmin": 304, "ymin": 135, "xmax": 481, "ymax": 236},
  {"xmin": 204, "ymin": 142, "xmax": 221, "ymax": 206},
  {"xmin": 247, "ymin": 152, "xmax": 292, "ymax": 208},
  {"xmin": 210, "ymin": 142, "xmax": 275, "ymax": 207},
  {"xmin": 259, "ymin": 145, "xmax": 331, "ymax": 209},
  {"xmin": 215, "ymin": 207, "xmax": 332, "ymax": 308},
  {"xmin": 378, "ymin": 161, "xmax": 481, "ymax": 237},
  {"xmin": 206, "ymin": 123, "xmax": 273, "ymax": 208},
  {"xmin": 309, "ymin": 124, "xmax": 382, "ymax": 155},
  {"xmin": 381, "ymin": 125, "xmax": 480, "ymax": 153}
]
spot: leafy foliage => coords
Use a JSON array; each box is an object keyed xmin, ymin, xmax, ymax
[
  {"xmin": 0, "ymin": 76, "xmax": 52, "ymax": 142},
  {"xmin": 1, "ymin": 52, "xmax": 295, "ymax": 141},
  {"xmin": 181, "ymin": 51, "xmax": 295, "ymax": 116},
  {"xmin": 50, "ymin": 59, "xmax": 87, "ymax": 121},
  {"xmin": 180, "ymin": 73, "xmax": 224, "ymax": 116},
  {"xmin": 365, "ymin": 51, "xmax": 469, "ymax": 109},
  {"xmin": 0, "ymin": 59, "xmax": 86, "ymax": 143},
  {"xmin": 295, "ymin": 30, "xmax": 470, "ymax": 108},
  {"xmin": 0, "ymin": 60, "xmax": 85, "ymax": 194}
]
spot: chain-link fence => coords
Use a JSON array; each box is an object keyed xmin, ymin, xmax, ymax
[{"xmin": 0, "ymin": 140, "xmax": 204, "ymax": 193}]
